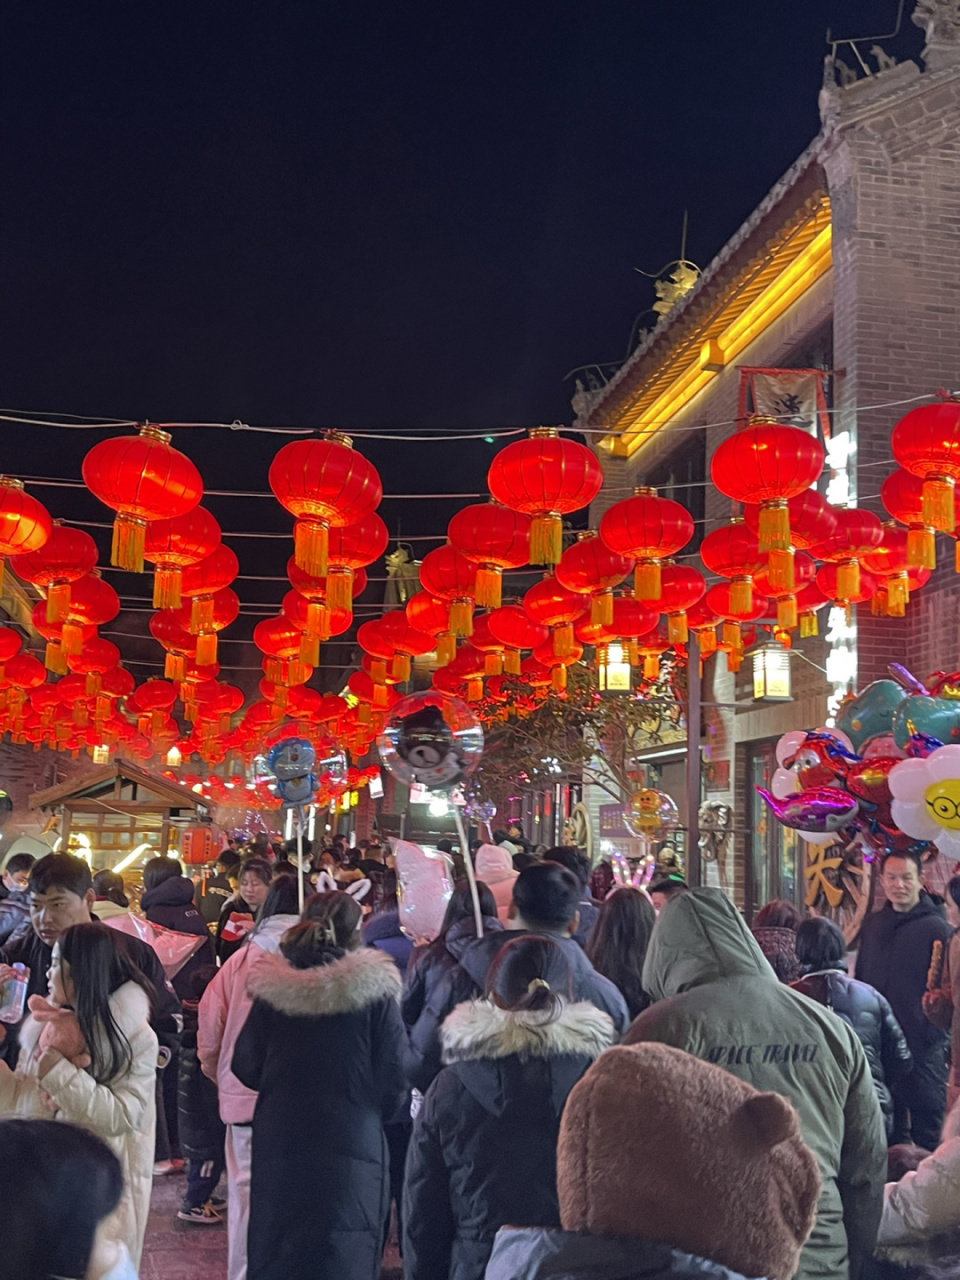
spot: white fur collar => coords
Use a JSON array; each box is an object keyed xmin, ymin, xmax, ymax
[
  {"xmin": 107, "ymin": 980, "xmax": 151, "ymax": 1035},
  {"xmin": 441, "ymin": 998, "xmax": 615, "ymax": 1064},
  {"xmin": 247, "ymin": 947, "xmax": 401, "ymax": 1017}
]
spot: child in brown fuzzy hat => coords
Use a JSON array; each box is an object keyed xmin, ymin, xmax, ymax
[{"xmin": 484, "ymin": 1042, "xmax": 822, "ymax": 1280}]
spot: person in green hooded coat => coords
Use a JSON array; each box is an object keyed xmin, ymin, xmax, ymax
[{"xmin": 626, "ymin": 888, "xmax": 885, "ymax": 1280}]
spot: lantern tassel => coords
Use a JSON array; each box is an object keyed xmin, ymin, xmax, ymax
[
  {"xmin": 391, "ymin": 652, "xmax": 412, "ymax": 683},
  {"xmin": 85, "ymin": 672, "xmax": 102, "ymax": 697},
  {"xmin": 293, "ymin": 518, "xmax": 329, "ymax": 577},
  {"xmin": 836, "ymin": 560, "xmax": 860, "ymax": 601},
  {"xmin": 721, "ymin": 621, "xmax": 742, "ymax": 650},
  {"xmin": 164, "ymin": 652, "xmax": 186, "ymax": 681},
  {"xmin": 551, "ymin": 665, "xmax": 567, "ymax": 692},
  {"xmin": 369, "ymin": 658, "xmax": 387, "ymax": 684},
  {"xmin": 436, "ymin": 632, "xmax": 456, "ymax": 666},
  {"xmin": 195, "ymin": 632, "xmax": 218, "ymax": 667},
  {"xmin": 730, "ymin": 577, "xmax": 753, "ymax": 616},
  {"xmin": 153, "ymin": 566, "xmax": 183, "ymax": 610},
  {"xmin": 956, "ymin": 538, "xmax": 960, "ymax": 575},
  {"xmin": 484, "ymin": 652, "xmax": 502, "ymax": 677},
  {"xmin": 667, "ymin": 612, "xmax": 688, "ymax": 645},
  {"xmin": 777, "ymin": 596, "xmax": 798, "ymax": 630},
  {"xmin": 590, "ymin": 591, "xmax": 614, "ymax": 627},
  {"xmin": 46, "ymin": 583, "xmax": 71, "ymax": 623},
  {"xmin": 44, "ymin": 641, "xmax": 67, "ymax": 674},
  {"xmin": 466, "ymin": 677, "xmax": 483, "ymax": 702},
  {"xmin": 906, "ymin": 527, "xmax": 937, "ymax": 571},
  {"xmin": 326, "ymin": 568, "xmax": 354, "ymax": 613},
  {"xmin": 697, "ymin": 627, "xmax": 717, "ymax": 657},
  {"xmin": 766, "ymin": 548, "xmax": 795, "ymax": 594},
  {"xmin": 60, "ymin": 622, "xmax": 83, "ymax": 658},
  {"xmin": 922, "ymin": 475, "xmax": 955, "ymax": 533},
  {"xmin": 191, "ymin": 595, "xmax": 215, "ymax": 632},
  {"xmin": 529, "ymin": 513, "xmax": 563, "ymax": 566},
  {"xmin": 727, "ymin": 649, "xmax": 743, "ymax": 674},
  {"xmin": 448, "ymin": 599, "xmax": 474, "ymax": 638},
  {"xmin": 643, "ymin": 654, "xmax": 659, "ymax": 680},
  {"xmin": 112, "ymin": 513, "xmax": 147, "ymax": 572},
  {"xmin": 887, "ymin": 573, "xmax": 909, "ymax": 616},
  {"xmin": 799, "ymin": 611, "xmax": 818, "ymax": 638},
  {"xmin": 358, "ymin": 702, "xmax": 371, "ymax": 725},
  {"xmin": 635, "ymin": 560, "xmax": 662, "ymax": 602},
  {"xmin": 373, "ymin": 682, "xmax": 388, "ymax": 708},
  {"xmin": 474, "ymin": 566, "xmax": 502, "ymax": 610},
  {"xmin": 552, "ymin": 622, "xmax": 575, "ymax": 658},
  {"xmin": 299, "ymin": 633, "xmax": 320, "ymax": 666},
  {"xmin": 503, "ymin": 647, "xmax": 521, "ymax": 675},
  {"xmin": 758, "ymin": 500, "xmax": 791, "ymax": 552}
]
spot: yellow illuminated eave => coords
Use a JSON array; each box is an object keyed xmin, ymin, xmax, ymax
[{"xmin": 602, "ymin": 224, "xmax": 833, "ymax": 457}]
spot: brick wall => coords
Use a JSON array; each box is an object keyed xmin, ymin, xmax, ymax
[{"xmin": 0, "ymin": 742, "xmax": 90, "ymax": 842}]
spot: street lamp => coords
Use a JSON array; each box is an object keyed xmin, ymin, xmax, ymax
[
  {"xmin": 597, "ymin": 642, "xmax": 632, "ymax": 692},
  {"xmin": 752, "ymin": 645, "xmax": 792, "ymax": 702}
]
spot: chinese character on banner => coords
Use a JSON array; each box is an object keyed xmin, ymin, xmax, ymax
[{"xmin": 737, "ymin": 368, "xmax": 832, "ymax": 442}]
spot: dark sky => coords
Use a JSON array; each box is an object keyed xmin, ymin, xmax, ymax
[{"xmin": 0, "ymin": 2, "xmax": 921, "ymax": 686}]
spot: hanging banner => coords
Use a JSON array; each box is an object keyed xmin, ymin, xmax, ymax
[{"xmin": 737, "ymin": 367, "xmax": 832, "ymax": 442}]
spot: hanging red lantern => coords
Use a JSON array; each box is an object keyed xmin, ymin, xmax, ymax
[
  {"xmin": 686, "ymin": 600, "xmax": 722, "ymax": 658},
  {"xmin": 442, "ymin": 644, "xmax": 488, "ymax": 702},
  {"xmin": 812, "ymin": 508, "xmax": 883, "ymax": 603},
  {"xmin": 816, "ymin": 563, "xmax": 878, "ymax": 617},
  {"xmin": 268, "ymin": 431, "xmax": 382, "ymax": 577},
  {"xmin": 599, "ymin": 487, "xmax": 694, "ymax": 602},
  {"xmin": 447, "ymin": 503, "xmax": 531, "ymax": 608},
  {"xmin": 485, "ymin": 604, "xmax": 550, "ymax": 675},
  {"xmin": 144, "ymin": 506, "xmax": 221, "ymax": 611},
  {"xmin": 554, "ymin": 531, "xmax": 633, "ymax": 626},
  {"xmin": 0, "ymin": 628, "xmax": 20, "ymax": 691},
  {"xmin": 656, "ymin": 565, "xmax": 707, "ymax": 644},
  {"xmin": 287, "ymin": 558, "xmax": 368, "ymax": 647},
  {"xmin": 863, "ymin": 527, "xmax": 917, "ymax": 618},
  {"xmin": 4, "ymin": 654, "xmax": 49, "ymax": 713},
  {"xmin": 532, "ymin": 638, "xmax": 583, "ymax": 693},
  {"xmin": 522, "ymin": 575, "xmax": 586, "ymax": 659},
  {"xmin": 82, "ymin": 424, "xmax": 204, "ymax": 571},
  {"xmin": 30, "ymin": 601, "xmax": 94, "ymax": 674},
  {"xmin": 376, "ymin": 611, "xmax": 435, "ymax": 683},
  {"xmin": 699, "ymin": 520, "xmax": 766, "ymax": 616},
  {"xmin": 710, "ymin": 418, "xmax": 824, "ymax": 565},
  {"xmin": 14, "ymin": 524, "xmax": 99, "ymax": 623},
  {"xmin": 181, "ymin": 543, "xmax": 240, "ymax": 631},
  {"xmin": 705, "ymin": 582, "xmax": 769, "ymax": 662},
  {"xmin": 66, "ymin": 637, "xmax": 120, "ymax": 696},
  {"xmin": 405, "ymin": 591, "xmax": 455, "ymax": 665},
  {"xmin": 171, "ymin": 587, "xmax": 239, "ymax": 667},
  {"xmin": 95, "ymin": 665, "xmax": 135, "ymax": 721},
  {"xmin": 0, "ymin": 478, "xmax": 51, "ymax": 589},
  {"xmin": 754, "ymin": 551, "xmax": 816, "ymax": 631},
  {"xmin": 419, "ymin": 545, "xmax": 478, "ymax": 638},
  {"xmin": 487, "ymin": 427, "xmax": 603, "ymax": 565},
  {"xmin": 149, "ymin": 612, "xmax": 197, "ymax": 681},
  {"xmin": 891, "ymin": 398, "xmax": 960, "ymax": 533},
  {"xmin": 470, "ymin": 614, "xmax": 507, "ymax": 677},
  {"xmin": 60, "ymin": 574, "xmax": 120, "ymax": 657},
  {"xmin": 324, "ymin": 513, "xmax": 389, "ymax": 613},
  {"xmin": 880, "ymin": 468, "xmax": 960, "ymax": 573},
  {"xmin": 743, "ymin": 487, "xmax": 836, "ymax": 553}
]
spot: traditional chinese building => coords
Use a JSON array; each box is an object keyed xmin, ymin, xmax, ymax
[{"xmin": 576, "ymin": 3, "xmax": 960, "ymax": 918}]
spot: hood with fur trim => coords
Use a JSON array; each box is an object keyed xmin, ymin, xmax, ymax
[
  {"xmin": 441, "ymin": 998, "xmax": 615, "ymax": 1065},
  {"xmin": 246, "ymin": 946, "xmax": 401, "ymax": 1018}
]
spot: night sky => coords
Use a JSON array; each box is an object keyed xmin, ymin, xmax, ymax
[{"xmin": 0, "ymin": 2, "xmax": 922, "ymax": 686}]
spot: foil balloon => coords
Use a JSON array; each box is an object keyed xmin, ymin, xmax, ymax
[
  {"xmin": 622, "ymin": 788, "xmax": 679, "ymax": 841},
  {"xmin": 775, "ymin": 731, "xmax": 808, "ymax": 768},
  {"xmin": 378, "ymin": 691, "xmax": 483, "ymax": 792},
  {"xmin": 756, "ymin": 786, "xmax": 859, "ymax": 834},
  {"xmin": 267, "ymin": 737, "xmax": 319, "ymax": 810},
  {"xmin": 836, "ymin": 679, "xmax": 905, "ymax": 752},
  {"xmin": 463, "ymin": 797, "xmax": 498, "ymax": 824},
  {"xmin": 890, "ymin": 744, "xmax": 960, "ymax": 856},
  {"xmin": 893, "ymin": 694, "xmax": 960, "ymax": 750},
  {"xmin": 771, "ymin": 766, "xmax": 800, "ymax": 800},
  {"xmin": 393, "ymin": 838, "xmax": 453, "ymax": 942}
]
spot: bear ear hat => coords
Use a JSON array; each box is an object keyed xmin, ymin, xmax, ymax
[{"xmin": 735, "ymin": 1092, "xmax": 800, "ymax": 1154}]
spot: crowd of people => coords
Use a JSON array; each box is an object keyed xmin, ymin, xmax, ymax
[{"xmin": 0, "ymin": 835, "xmax": 959, "ymax": 1280}]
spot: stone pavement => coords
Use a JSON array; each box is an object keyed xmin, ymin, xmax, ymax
[{"xmin": 143, "ymin": 1171, "xmax": 402, "ymax": 1279}]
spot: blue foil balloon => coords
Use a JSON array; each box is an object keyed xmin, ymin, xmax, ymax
[{"xmin": 267, "ymin": 737, "xmax": 318, "ymax": 810}]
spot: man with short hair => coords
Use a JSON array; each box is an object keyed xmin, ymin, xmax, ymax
[
  {"xmin": 195, "ymin": 849, "xmax": 241, "ymax": 928},
  {"xmin": 647, "ymin": 873, "xmax": 688, "ymax": 914},
  {"xmin": 403, "ymin": 862, "xmax": 630, "ymax": 1092},
  {"xmin": 0, "ymin": 852, "xmax": 35, "ymax": 946},
  {"xmin": 855, "ymin": 850, "xmax": 951, "ymax": 1149},
  {"xmin": 544, "ymin": 845, "xmax": 598, "ymax": 947}
]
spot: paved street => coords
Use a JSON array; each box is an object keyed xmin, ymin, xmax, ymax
[{"xmin": 143, "ymin": 1173, "xmax": 402, "ymax": 1279}]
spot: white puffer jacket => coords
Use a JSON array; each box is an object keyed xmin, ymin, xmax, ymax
[
  {"xmin": 879, "ymin": 1102, "xmax": 960, "ymax": 1247},
  {"xmin": 0, "ymin": 981, "xmax": 158, "ymax": 1267}
]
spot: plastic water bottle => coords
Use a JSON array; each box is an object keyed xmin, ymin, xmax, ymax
[{"xmin": 0, "ymin": 963, "xmax": 28, "ymax": 1023}]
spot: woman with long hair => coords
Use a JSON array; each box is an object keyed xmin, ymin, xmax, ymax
[
  {"xmin": 231, "ymin": 891, "xmax": 407, "ymax": 1280},
  {"xmin": 0, "ymin": 922, "xmax": 158, "ymax": 1267},
  {"xmin": 403, "ymin": 934, "xmax": 616, "ymax": 1280},
  {"xmin": 198, "ymin": 873, "xmax": 300, "ymax": 1280},
  {"xmin": 586, "ymin": 886, "xmax": 656, "ymax": 1021}
]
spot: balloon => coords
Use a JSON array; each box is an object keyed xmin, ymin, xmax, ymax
[
  {"xmin": 775, "ymin": 731, "xmax": 808, "ymax": 767},
  {"xmin": 771, "ymin": 767, "xmax": 800, "ymax": 800},
  {"xmin": 756, "ymin": 785, "xmax": 859, "ymax": 833},
  {"xmin": 893, "ymin": 695, "xmax": 960, "ymax": 750},
  {"xmin": 393, "ymin": 839, "xmax": 453, "ymax": 942},
  {"xmin": 836, "ymin": 680, "xmax": 905, "ymax": 751},
  {"xmin": 622, "ymin": 789, "xmax": 679, "ymax": 840},
  {"xmin": 377, "ymin": 691, "xmax": 483, "ymax": 792},
  {"xmin": 463, "ymin": 797, "xmax": 497, "ymax": 823},
  {"xmin": 860, "ymin": 734, "xmax": 905, "ymax": 760},
  {"xmin": 266, "ymin": 732, "xmax": 346, "ymax": 811},
  {"xmin": 889, "ymin": 746, "xmax": 960, "ymax": 856}
]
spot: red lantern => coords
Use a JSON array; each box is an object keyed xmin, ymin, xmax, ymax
[
  {"xmin": 82, "ymin": 424, "xmax": 204, "ymax": 571},
  {"xmin": 149, "ymin": 612, "xmax": 197, "ymax": 681},
  {"xmin": 60, "ymin": 575, "xmax": 121, "ymax": 657},
  {"xmin": 0, "ymin": 628, "xmax": 20, "ymax": 687},
  {"xmin": 891, "ymin": 399, "xmax": 960, "ymax": 533},
  {"xmin": 812, "ymin": 508, "xmax": 883, "ymax": 603},
  {"xmin": 744, "ymin": 487, "xmax": 836, "ymax": 553},
  {"xmin": 181, "ymin": 543, "xmax": 240, "ymax": 631},
  {"xmin": 14, "ymin": 525, "xmax": 99, "ymax": 623},
  {"xmin": 3, "ymin": 654, "xmax": 49, "ymax": 715},
  {"xmin": 554, "ymin": 531, "xmax": 633, "ymax": 626},
  {"xmin": 0, "ymin": 478, "xmax": 51, "ymax": 588},
  {"xmin": 172, "ymin": 587, "xmax": 239, "ymax": 667},
  {"xmin": 863, "ymin": 527, "xmax": 916, "ymax": 618},
  {"xmin": 533, "ymin": 637, "xmax": 583, "ymax": 692},
  {"xmin": 30, "ymin": 601, "xmax": 93, "ymax": 674},
  {"xmin": 686, "ymin": 600, "xmax": 722, "ymax": 658},
  {"xmin": 705, "ymin": 583, "xmax": 769, "ymax": 666},
  {"xmin": 522, "ymin": 575, "xmax": 586, "ymax": 659},
  {"xmin": 419, "ymin": 545, "xmax": 478, "ymax": 638},
  {"xmin": 325, "ymin": 513, "xmax": 389, "ymax": 612},
  {"xmin": 377, "ymin": 611, "xmax": 436, "ymax": 683},
  {"xmin": 268, "ymin": 431, "xmax": 382, "ymax": 576},
  {"xmin": 659, "ymin": 564, "xmax": 707, "ymax": 644},
  {"xmin": 66, "ymin": 637, "xmax": 120, "ymax": 696},
  {"xmin": 754, "ymin": 552, "xmax": 816, "ymax": 631},
  {"xmin": 710, "ymin": 419, "xmax": 824, "ymax": 559},
  {"xmin": 129, "ymin": 678, "xmax": 178, "ymax": 737},
  {"xmin": 485, "ymin": 604, "xmax": 549, "ymax": 675},
  {"xmin": 599, "ymin": 487, "xmax": 694, "ymax": 602},
  {"xmin": 880, "ymin": 468, "xmax": 960, "ymax": 572},
  {"xmin": 699, "ymin": 520, "xmax": 766, "ymax": 616},
  {"xmin": 405, "ymin": 592, "xmax": 455, "ymax": 665},
  {"xmin": 487, "ymin": 427, "xmax": 603, "ymax": 565},
  {"xmin": 469, "ymin": 614, "xmax": 507, "ymax": 677},
  {"xmin": 144, "ymin": 506, "xmax": 221, "ymax": 610},
  {"xmin": 816, "ymin": 563, "xmax": 878, "ymax": 614},
  {"xmin": 447, "ymin": 503, "xmax": 531, "ymax": 608}
]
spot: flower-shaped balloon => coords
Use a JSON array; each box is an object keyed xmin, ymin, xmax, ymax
[{"xmin": 889, "ymin": 744, "xmax": 960, "ymax": 855}]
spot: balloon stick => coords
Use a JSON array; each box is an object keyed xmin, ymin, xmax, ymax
[{"xmin": 452, "ymin": 806, "xmax": 483, "ymax": 939}]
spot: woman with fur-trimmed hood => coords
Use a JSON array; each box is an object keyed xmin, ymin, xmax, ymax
[
  {"xmin": 231, "ymin": 892, "xmax": 407, "ymax": 1280},
  {"xmin": 403, "ymin": 935, "xmax": 616, "ymax": 1280}
]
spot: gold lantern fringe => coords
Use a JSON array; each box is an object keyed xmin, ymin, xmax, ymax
[
  {"xmin": 191, "ymin": 595, "xmax": 215, "ymax": 632},
  {"xmin": 85, "ymin": 672, "xmax": 102, "ymax": 697},
  {"xmin": 449, "ymin": 599, "xmax": 474, "ymax": 638},
  {"xmin": 264, "ymin": 657, "xmax": 282, "ymax": 682},
  {"xmin": 503, "ymin": 647, "xmax": 521, "ymax": 675},
  {"xmin": 474, "ymin": 565, "xmax": 502, "ymax": 609},
  {"xmin": 590, "ymin": 591, "xmax": 613, "ymax": 627},
  {"xmin": 370, "ymin": 658, "xmax": 387, "ymax": 684},
  {"xmin": 721, "ymin": 621, "xmax": 742, "ymax": 649},
  {"xmin": 273, "ymin": 684, "xmax": 288, "ymax": 711},
  {"xmin": 466, "ymin": 677, "xmax": 483, "ymax": 702},
  {"xmin": 956, "ymin": 538, "xmax": 960, "ymax": 575},
  {"xmin": 96, "ymin": 693, "xmax": 111, "ymax": 719},
  {"xmin": 391, "ymin": 652, "xmax": 412, "ymax": 683},
  {"xmin": 61, "ymin": 621, "xmax": 83, "ymax": 658},
  {"xmin": 922, "ymin": 475, "xmax": 955, "ymax": 533},
  {"xmin": 326, "ymin": 567, "xmax": 354, "ymax": 613},
  {"xmin": 727, "ymin": 649, "xmax": 743, "ymax": 674},
  {"xmin": 887, "ymin": 573, "xmax": 909, "ymax": 615},
  {"xmin": 529, "ymin": 513, "xmax": 563, "ymax": 566},
  {"xmin": 758, "ymin": 500, "xmax": 791, "ymax": 552},
  {"xmin": 766, "ymin": 548, "xmax": 795, "ymax": 593},
  {"xmin": 626, "ymin": 640, "xmax": 640, "ymax": 666},
  {"xmin": 112, "ymin": 513, "xmax": 147, "ymax": 572},
  {"xmin": 730, "ymin": 577, "xmax": 753, "ymax": 616},
  {"xmin": 484, "ymin": 652, "xmax": 502, "ymax": 677},
  {"xmin": 643, "ymin": 654, "xmax": 659, "ymax": 680},
  {"xmin": 306, "ymin": 601, "xmax": 332, "ymax": 641},
  {"xmin": 436, "ymin": 632, "xmax": 456, "ymax": 666},
  {"xmin": 906, "ymin": 527, "xmax": 937, "ymax": 571},
  {"xmin": 667, "ymin": 612, "xmax": 688, "ymax": 644},
  {"xmin": 46, "ymin": 582, "xmax": 71, "ymax": 623},
  {"xmin": 373, "ymin": 681, "xmax": 388, "ymax": 707},
  {"xmin": 697, "ymin": 627, "xmax": 717, "ymax": 657},
  {"xmin": 153, "ymin": 566, "xmax": 183, "ymax": 610},
  {"xmin": 44, "ymin": 641, "xmax": 67, "ymax": 674},
  {"xmin": 777, "ymin": 596, "xmax": 798, "ymax": 631},
  {"xmin": 294, "ymin": 518, "xmax": 329, "ymax": 577},
  {"xmin": 635, "ymin": 560, "xmax": 661, "ymax": 601},
  {"xmin": 551, "ymin": 665, "xmax": 567, "ymax": 692},
  {"xmin": 799, "ymin": 612, "xmax": 818, "ymax": 637},
  {"xmin": 195, "ymin": 632, "xmax": 218, "ymax": 667},
  {"xmin": 358, "ymin": 702, "xmax": 371, "ymax": 725},
  {"xmin": 299, "ymin": 633, "xmax": 320, "ymax": 666},
  {"xmin": 836, "ymin": 560, "xmax": 860, "ymax": 601},
  {"xmin": 165, "ymin": 652, "xmax": 186, "ymax": 681},
  {"xmin": 552, "ymin": 622, "xmax": 575, "ymax": 658}
]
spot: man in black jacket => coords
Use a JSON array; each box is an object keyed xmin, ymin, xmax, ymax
[
  {"xmin": 0, "ymin": 853, "xmax": 181, "ymax": 1066},
  {"xmin": 855, "ymin": 850, "xmax": 950, "ymax": 1148}
]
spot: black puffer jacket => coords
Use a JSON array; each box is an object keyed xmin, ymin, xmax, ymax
[
  {"xmin": 403, "ymin": 997, "xmax": 615, "ymax": 1280},
  {"xmin": 177, "ymin": 997, "xmax": 225, "ymax": 1163},
  {"xmin": 401, "ymin": 916, "xmax": 503, "ymax": 1028},
  {"xmin": 791, "ymin": 967, "xmax": 912, "ymax": 1135},
  {"xmin": 403, "ymin": 927, "xmax": 630, "ymax": 1094}
]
